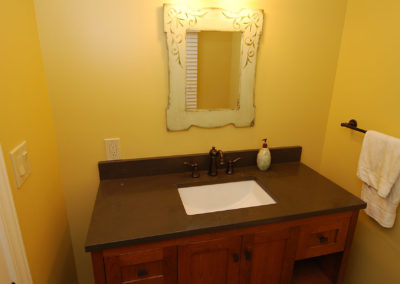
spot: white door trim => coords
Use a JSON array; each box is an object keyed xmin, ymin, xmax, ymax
[{"xmin": 0, "ymin": 144, "xmax": 32, "ymax": 284}]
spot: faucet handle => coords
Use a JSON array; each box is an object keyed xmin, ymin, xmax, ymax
[
  {"xmin": 184, "ymin": 161, "xmax": 200, "ymax": 178},
  {"xmin": 217, "ymin": 150, "xmax": 225, "ymax": 166},
  {"xmin": 226, "ymin": 157, "xmax": 241, "ymax": 175}
]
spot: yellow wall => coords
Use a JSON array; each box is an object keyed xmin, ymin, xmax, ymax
[
  {"xmin": 33, "ymin": 0, "xmax": 347, "ymax": 282},
  {"xmin": 320, "ymin": 0, "xmax": 400, "ymax": 283},
  {"xmin": 0, "ymin": 0, "xmax": 77, "ymax": 283}
]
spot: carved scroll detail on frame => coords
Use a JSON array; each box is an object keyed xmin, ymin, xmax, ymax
[
  {"xmin": 163, "ymin": 5, "xmax": 264, "ymax": 131},
  {"xmin": 222, "ymin": 10, "xmax": 263, "ymax": 67},
  {"xmin": 165, "ymin": 7, "xmax": 208, "ymax": 67}
]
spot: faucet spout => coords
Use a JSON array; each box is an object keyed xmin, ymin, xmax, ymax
[{"xmin": 208, "ymin": 147, "xmax": 224, "ymax": 176}]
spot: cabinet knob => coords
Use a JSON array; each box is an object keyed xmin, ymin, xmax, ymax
[
  {"xmin": 245, "ymin": 250, "xmax": 252, "ymax": 260},
  {"xmin": 137, "ymin": 268, "xmax": 148, "ymax": 277},
  {"xmin": 319, "ymin": 236, "xmax": 329, "ymax": 243},
  {"xmin": 232, "ymin": 253, "xmax": 240, "ymax": 262}
]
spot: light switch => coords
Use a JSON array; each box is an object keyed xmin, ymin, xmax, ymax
[{"xmin": 9, "ymin": 141, "xmax": 31, "ymax": 188}]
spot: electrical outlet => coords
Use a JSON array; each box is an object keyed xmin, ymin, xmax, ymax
[{"xmin": 104, "ymin": 138, "xmax": 121, "ymax": 160}]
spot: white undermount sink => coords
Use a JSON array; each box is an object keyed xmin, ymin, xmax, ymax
[{"xmin": 178, "ymin": 179, "xmax": 276, "ymax": 215}]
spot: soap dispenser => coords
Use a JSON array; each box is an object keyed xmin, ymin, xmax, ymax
[{"xmin": 257, "ymin": 138, "xmax": 271, "ymax": 171}]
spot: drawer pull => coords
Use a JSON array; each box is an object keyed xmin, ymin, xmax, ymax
[
  {"xmin": 319, "ymin": 236, "xmax": 329, "ymax": 243},
  {"xmin": 233, "ymin": 253, "xmax": 239, "ymax": 262},
  {"xmin": 137, "ymin": 268, "xmax": 148, "ymax": 277}
]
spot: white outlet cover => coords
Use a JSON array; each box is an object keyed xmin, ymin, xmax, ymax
[
  {"xmin": 9, "ymin": 141, "xmax": 31, "ymax": 188},
  {"xmin": 104, "ymin": 138, "xmax": 121, "ymax": 160}
]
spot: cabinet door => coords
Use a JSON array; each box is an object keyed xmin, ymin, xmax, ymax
[
  {"xmin": 178, "ymin": 236, "xmax": 242, "ymax": 284},
  {"xmin": 240, "ymin": 227, "xmax": 298, "ymax": 284},
  {"xmin": 104, "ymin": 246, "xmax": 177, "ymax": 284}
]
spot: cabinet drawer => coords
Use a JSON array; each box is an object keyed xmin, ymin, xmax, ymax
[
  {"xmin": 120, "ymin": 260, "xmax": 163, "ymax": 282},
  {"xmin": 296, "ymin": 212, "xmax": 351, "ymax": 260},
  {"xmin": 104, "ymin": 247, "xmax": 177, "ymax": 284}
]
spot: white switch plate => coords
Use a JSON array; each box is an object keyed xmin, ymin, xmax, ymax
[
  {"xmin": 9, "ymin": 141, "xmax": 31, "ymax": 188},
  {"xmin": 104, "ymin": 138, "xmax": 121, "ymax": 160}
]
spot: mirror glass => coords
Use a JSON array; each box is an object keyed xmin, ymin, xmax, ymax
[{"xmin": 186, "ymin": 31, "xmax": 242, "ymax": 110}]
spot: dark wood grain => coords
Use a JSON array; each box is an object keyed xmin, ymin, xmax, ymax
[
  {"xmin": 93, "ymin": 211, "xmax": 360, "ymax": 284},
  {"xmin": 104, "ymin": 255, "xmax": 121, "ymax": 284},
  {"xmin": 241, "ymin": 227, "xmax": 299, "ymax": 284},
  {"xmin": 295, "ymin": 212, "xmax": 351, "ymax": 260},
  {"xmin": 163, "ymin": 247, "xmax": 178, "ymax": 284},
  {"xmin": 98, "ymin": 146, "xmax": 302, "ymax": 180},
  {"xmin": 103, "ymin": 246, "xmax": 177, "ymax": 284},
  {"xmin": 178, "ymin": 236, "xmax": 241, "ymax": 284},
  {"xmin": 91, "ymin": 251, "xmax": 107, "ymax": 284}
]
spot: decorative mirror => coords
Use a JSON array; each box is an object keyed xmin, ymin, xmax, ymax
[{"xmin": 164, "ymin": 5, "xmax": 263, "ymax": 131}]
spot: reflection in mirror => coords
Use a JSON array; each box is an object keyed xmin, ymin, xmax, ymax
[{"xmin": 185, "ymin": 31, "xmax": 242, "ymax": 110}]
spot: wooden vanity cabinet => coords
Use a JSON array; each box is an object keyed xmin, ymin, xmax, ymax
[
  {"xmin": 178, "ymin": 236, "xmax": 242, "ymax": 284},
  {"xmin": 91, "ymin": 211, "xmax": 358, "ymax": 284}
]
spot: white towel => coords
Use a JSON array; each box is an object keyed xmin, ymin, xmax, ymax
[
  {"xmin": 357, "ymin": 130, "xmax": 400, "ymax": 228},
  {"xmin": 357, "ymin": 130, "xmax": 400, "ymax": 198},
  {"xmin": 361, "ymin": 182, "xmax": 400, "ymax": 228}
]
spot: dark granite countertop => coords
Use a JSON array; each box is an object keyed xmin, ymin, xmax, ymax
[{"xmin": 85, "ymin": 161, "xmax": 366, "ymax": 252}]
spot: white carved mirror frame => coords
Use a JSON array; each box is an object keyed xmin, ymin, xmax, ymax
[{"xmin": 164, "ymin": 4, "xmax": 264, "ymax": 131}]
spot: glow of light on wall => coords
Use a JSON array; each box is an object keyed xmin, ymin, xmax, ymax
[{"xmin": 166, "ymin": 0, "xmax": 259, "ymax": 11}]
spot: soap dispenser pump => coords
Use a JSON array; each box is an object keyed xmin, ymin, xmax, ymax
[{"xmin": 257, "ymin": 138, "xmax": 271, "ymax": 171}]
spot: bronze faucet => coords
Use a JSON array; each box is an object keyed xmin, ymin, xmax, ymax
[
  {"xmin": 208, "ymin": 147, "xmax": 225, "ymax": 176},
  {"xmin": 226, "ymin": 157, "xmax": 241, "ymax": 175},
  {"xmin": 184, "ymin": 161, "xmax": 200, "ymax": 178}
]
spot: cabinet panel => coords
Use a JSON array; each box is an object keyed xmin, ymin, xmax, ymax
[
  {"xmin": 241, "ymin": 227, "xmax": 298, "ymax": 284},
  {"xmin": 178, "ymin": 236, "xmax": 241, "ymax": 284},
  {"xmin": 104, "ymin": 247, "xmax": 177, "ymax": 284}
]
